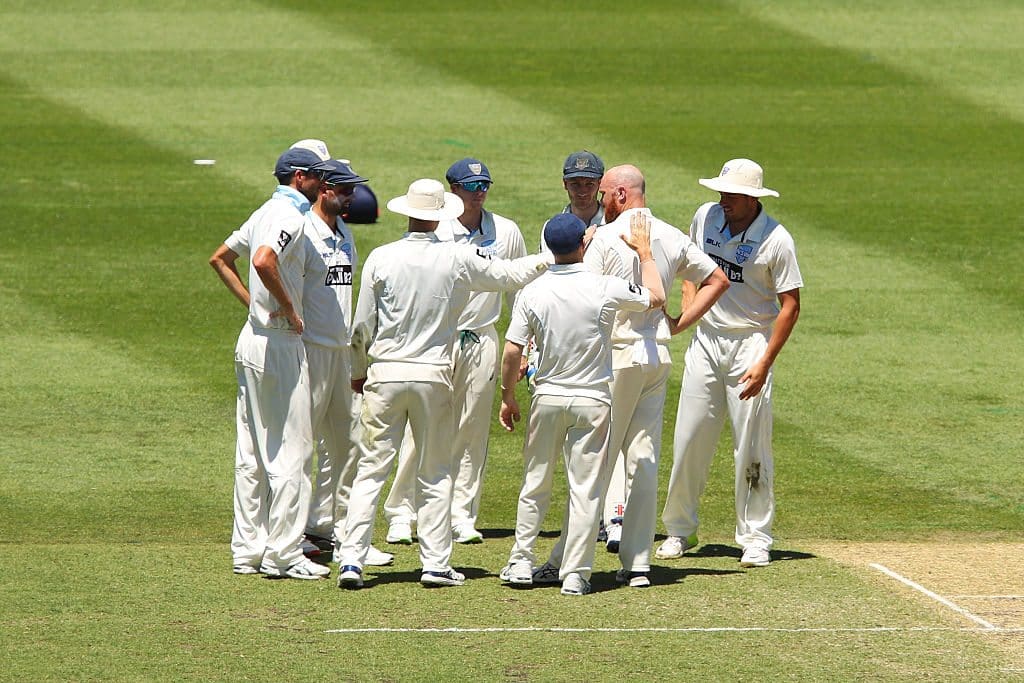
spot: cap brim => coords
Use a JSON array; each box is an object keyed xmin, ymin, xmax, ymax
[
  {"xmin": 450, "ymin": 175, "xmax": 491, "ymax": 184},
  {"xmin": 698, "ymin": 178, "xmax": 779, "ymax": 198},
  {"xmin": 563, "ymin": 171, "xmax": 603, "ymax": 179},
  {"xmin": 386, "ymin": 192, "xmax": 465, "ymax": 221}
]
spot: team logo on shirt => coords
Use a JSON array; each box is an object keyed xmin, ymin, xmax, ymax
[
  {"xmin": 628, "ymin": 283, "xmax": 642, "ymax": 294},
  {"xmin": 709, "ymin": 253, "xmax": 744, "ymax": 283},
  {"xmin": 277, "ymin": 230, "xmax": 293, "ymax": 249},
  {"xmin": 326, "ymin": 264, "xmax": 353, "ymax": 286},
  {"xmin": 735, "ymin": 244, "xmax": 753, "ymax": 264}
]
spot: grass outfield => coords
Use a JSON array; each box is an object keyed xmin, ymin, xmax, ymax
[{"xmin": 2, "ymin": 1, "xmax": 1022, "ymax": 680}]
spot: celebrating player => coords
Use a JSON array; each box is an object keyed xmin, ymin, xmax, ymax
[{"xmin": 657, "ymin": 159, "xmax": 802, "ymax": 568}]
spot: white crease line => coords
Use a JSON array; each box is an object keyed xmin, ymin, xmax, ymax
[
  {"xmin": 870, "ymin": 563, "xmax": 998, "ymax": 630},
  {"xmin": 325, "ymin": 626, "xmax": 1023, "ymax": 634}
]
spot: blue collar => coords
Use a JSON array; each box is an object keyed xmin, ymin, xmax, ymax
[{"xmin": 273, "ymin": 185, "xmax": 311, "ymax": 213}]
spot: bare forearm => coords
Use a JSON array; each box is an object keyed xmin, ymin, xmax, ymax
[
  {"xmin": 762, "ymin": 299, "xmax": 799, "ymax": 367},
  {"xmin": 670, "ymin": 271, "xmax": 729, "ymax": 334},
  {"xmin": 500, "ymin": 342, "xmax": 524, "ymax": 400},
  {"xmin": 209, "ymin": 246, "xmax": 250, "ymax": 308},
  {"xmin": 637, "ymin": 256, "xmax": 665, "ymax": 310}
]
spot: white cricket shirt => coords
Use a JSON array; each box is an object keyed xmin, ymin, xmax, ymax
[
  {"xmin": 506, "ymin": 263, "xmax": 651, "ymax": 405},
  {"xmin": 584, "ymin": 207, "xmax": 718, "ymax": 368},
  {"xmin": 690, "ymin": 202, "xmax": 803, "ymax": 333},
  {"xmin": 434, "ymin": 209, "xmax": 527, "ymax": 331},
  {"xmin": 351, "ymin": 232, "xmax": 549, "ymax": 385},
  {"xmin": 300, "ymin": 211, "xmax": 357, "ymax": 348},
  {"xmin": 232, "ymin": 186, "xmax": 309, "ymax": 332}
]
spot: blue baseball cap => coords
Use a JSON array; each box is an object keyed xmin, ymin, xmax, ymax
[
  {"xmin": 563, "ymin": 150, "xmax": 604, "ymax": 179},
  {"xmin": 319, "ymin": 158, "xmax": 369, "ymax": 185},
  {"xmin": 446, "ymin": 158, "xmax": 492, "ymax": 185},
  {"xmin": 544, "ymin": 213, "xmax": 587, "ymax": 255},
  {"xmin": 274, "ymin": 147, "xmax": 327, "ymax": 177}
]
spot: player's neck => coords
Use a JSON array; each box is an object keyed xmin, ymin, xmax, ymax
[
  {"xmin": 459, "ymin": 208, "xmax": 483, "ymax": 232},
  {"xmin": 313, "ymin": 203, "xmax": 341, "ymax": 232},
  {"xmin": 571, "ymin": 203, "xmax": 599, "ymax": 224}
]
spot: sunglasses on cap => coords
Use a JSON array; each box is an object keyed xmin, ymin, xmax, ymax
[{"xmin": 458, "ymin": 180, "xmax": 491, "ymax": 193}]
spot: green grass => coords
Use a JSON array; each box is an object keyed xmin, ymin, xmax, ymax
[{"xmin": 1, "ymin": 0, "xmax": 1022, "ymax": 680}]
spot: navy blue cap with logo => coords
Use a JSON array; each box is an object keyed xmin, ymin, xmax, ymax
[
  {"xmin": 319, "ymin": 158, "xmax": 369, "ymax": 186},
  {"xmin": 562, "ymin": 150, "xmax": 604, "ymax": 179},
  {"xmin": 544, "ymin": 213, "xmax": 587, "ymax": 255},
  {"xmin": 274, "ymin": 147, "xmax": 329, "ymax": 177},
  {"xmin": 446, "ymin": 158, "xmax": 492, "ymax": 185}
]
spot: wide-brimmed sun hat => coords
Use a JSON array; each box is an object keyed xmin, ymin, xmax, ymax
[
  {"xmin": 386, "ymin": 179, "xmax": 465, "ymax": 221},
  {"xmin": 698, "ymin": 158, "xmax": 779, "ymax": 198}
]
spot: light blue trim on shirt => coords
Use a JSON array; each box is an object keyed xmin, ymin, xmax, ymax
[{"xmin": 273, "ymin": 185, "xmax": 311, "ymax": 213}]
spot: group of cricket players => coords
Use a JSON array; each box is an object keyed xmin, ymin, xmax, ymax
[{"xmin": 209, "ymin": 139, "xmax": 802, "ymax": 596}]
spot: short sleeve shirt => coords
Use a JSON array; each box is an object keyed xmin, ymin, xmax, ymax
[
  {"xmin": 691, "ymin": 202, "xmax": 803, "ymax": 333},
  {"xmin": 506, "ymin": 264, "xmax": 650, "ymax": 404}
]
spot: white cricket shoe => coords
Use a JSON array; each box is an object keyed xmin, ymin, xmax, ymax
[
  {"xmin": 365, "ymin": 545, "xmax": 395, "ymax": 566},
  {"xmin": 560, "ymin": 572, "xmax": 590, "ymax": 596},
  {"xmin": 338, "ymin": 565, "xmax": 364, "ymax": 589},
  {"xmin": 232, "ymin": 563, "xmax": 260, "ymax": 575},
  {"xmin": 615, "ymin": 568, "xmax": 651, "ymax": 588},
  {"xmin": 421, "ymin": 568, "xmax": 466, "ymax": 587},
  {"xmin": 499, "ymin": 562, "xmax": 533, "ymax": 585},
  {"xmin": 655, "ymin": 533, "xmax": 699, "ymax": 560},
  {"xmin": 452, "ymin": 524, "xmax": 483, "ymax": 544},
  {"xmin": 605, "ymin": 520, "xmax": 623, "ymax": 553},
  {"xmin": 284, "ymin": 557, "xmax": 330, "ymax": 580},
  {"xmin": 386, "ymin": 521, "xmax": 413, "ymax": 545},
  {"xmin": 532, "ymin": 562, "xmax": 561, "ymax": 584},
  {"xmin": 740, "ymin": 547, "xmax": 771, "ymax": 567}
]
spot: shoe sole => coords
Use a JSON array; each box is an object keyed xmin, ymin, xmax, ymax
[
  {"xmin": 386, "ymin": 537, "xmax": 413, "ymax": 545},
  {"xmin": 365, "ymin": 557, "xmax": 394, "ymax": 567},
  {"xmin": 740, "ymin": 560, "xmax": 770, "ymax": 568},
  {"xmin": 655, "ymin": 548, "xmax": 683, "ymax": 559},
  {"xmin": 421, "ymin": 578, "xmax": 464, "ymax": 587},
  {"xmin": 233, "ymin": 565, "xmax": 260, "ymax": 575},
  {"xmin": 455, "ymin": 536, "xmax": 483, "ymax": 544}
]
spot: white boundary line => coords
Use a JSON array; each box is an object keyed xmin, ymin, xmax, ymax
[
  {"xmin": 870, "ymin": 563, "xmax": 998, "ymax": 630},
  {"xmin": 325, "ymin": 626, "xmax": 1024, "ymax": 634}
]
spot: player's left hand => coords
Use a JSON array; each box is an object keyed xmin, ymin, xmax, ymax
[
  {"xmin": 500, "ymin": 399, "xmax": 520, "ymax": 432},
  {"xmin": 620, "ymin": 212, "xmax": 652, "ymax": 256},
  {"xmin": 739, "ymin": 360, "xmax": 770, "ymax": 400}
]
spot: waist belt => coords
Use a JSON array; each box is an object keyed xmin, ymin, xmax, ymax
[{"xmin": 458, "ymin": 329, "xmax": 481, "ymax": 350}]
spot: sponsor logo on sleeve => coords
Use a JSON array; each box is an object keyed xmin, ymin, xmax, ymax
[
  {"xmin": 709, "ymin": 253, "xmax": 744, "ymax": 283},
  {"xmin": 475, "ymin": 248, "xmax": 494, "ymax": 260},
  {"xmin": 277, "ymin": 230, "xmax": 293, "ymax": 249},
  {"xmin": 628, "ymin": 283, "xmax": 642, "ymax": 294}
]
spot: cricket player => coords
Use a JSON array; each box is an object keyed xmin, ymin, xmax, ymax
[
  {"xmin": 498, "ymin": 211, "xmax": 665, "ymax": 596},
  {"xmin": 336, "ymin": 179, "xmax": 550, "ymax": 590},
  {"xmin": 382, "ymin": 158, "xmax": 528, "ymax": 546},
  {"xmin": 656, "ymin": 159, "xmax": 802, "ymax": 568},
  {"xmin": 214, "ymin": 143, "xmax": 330, "ymax": 579},
  {"xmin": 581, "ymin": 164, "xmax": 728, "ymax": 587}
]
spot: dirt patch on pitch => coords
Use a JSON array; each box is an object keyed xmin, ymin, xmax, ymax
[{"xmin": 815, "ymin": 541, "xmax": 1024, "ymax": 669}]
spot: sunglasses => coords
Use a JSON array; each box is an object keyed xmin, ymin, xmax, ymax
[{"xmin": 459, "ymin": 181, "xmax": 491, "ymax": 193}]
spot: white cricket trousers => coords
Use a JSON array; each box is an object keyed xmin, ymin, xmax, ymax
[
  {"xmin": 231, "ymin": 323, "xmax": 312, "ymax": 571},
  {"xmin": 382, "ymin": 325, "xmax": 499, "ymax": 530},
  {"xmin": 606, "ymin": 362, "xmax": 672, "ymax": 572},
  {"xmin": 541, "ymin": 363, "xmax": 669, "ymax": 572},
  {"xmin": 662, "ymin": 325, "xmax": 775, "ymax": 551},
  {"xmin": 508, "ymin": 395, "xmax": 610, "ymax": 581},
  {"xmin": 337, "ymin": 378, "xmax": 457, "ymax": 572},
  {"xmin": 303, "ymin": 343, "xmax": 353, "ymax": 539}
]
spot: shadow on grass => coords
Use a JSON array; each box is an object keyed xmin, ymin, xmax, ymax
[{"xmin": 685, "ymin": 543, "xmax": 817, "ymax": 563}]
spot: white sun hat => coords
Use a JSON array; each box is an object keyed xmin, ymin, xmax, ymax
[
  {"xmin": 289, "ymin": 138, "xmax": 331, "ymax": 161},
  {"xmin": 698, "ymin": 158, "xmax": 779, "ymax": 198},
  {"xmin": 387, "ymin": 179, "xmax": 465, "ymax": 221}
]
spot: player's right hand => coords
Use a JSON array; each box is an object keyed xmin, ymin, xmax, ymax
[{"xmin": 500, "ymin": 399, "xmax": 520, "ymax": 432}]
